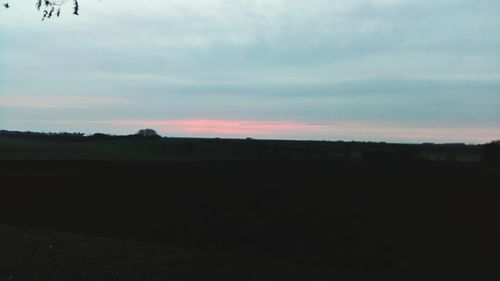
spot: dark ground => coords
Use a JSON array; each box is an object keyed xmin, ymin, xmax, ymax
[
  {"xmin": 0, "ymin": 224, "xmax": 338, "ymax": 281},
  {"xmin": 1, "ymin": 158, "xmax": 499, "ymax": 280}
]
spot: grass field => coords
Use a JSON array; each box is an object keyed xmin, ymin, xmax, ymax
[
  {"xmin": 0, "ymin": 136, "xmax": 498, "ymax": 280},
  {"xmin": 0, "ymin": 136, "xmax": 483, "ymax": 162},
  {"xmin": 0, "ymin": 224, "xmax": 341, "ymax": 281}
]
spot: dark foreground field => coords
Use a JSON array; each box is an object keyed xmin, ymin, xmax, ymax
[
  {"xmin": 0, "ymin": 224, "xmax": 334, "ymax": 281},
  {"xmin": 1, "ymin": 157, "xmax": 499, "ymax": 280}
]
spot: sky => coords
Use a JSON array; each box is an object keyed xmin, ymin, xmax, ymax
[{"xmin": 1, "ymin": 0, "xmax": 499, "ymax": 143}]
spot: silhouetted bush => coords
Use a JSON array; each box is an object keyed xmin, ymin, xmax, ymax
[
  {"xmin": 136, "ymin": 129, "xmax": 161, "ymax": 138},
  {"xmin": 86, "ymin": 133, "xmax": 114, "ymax": 141}
]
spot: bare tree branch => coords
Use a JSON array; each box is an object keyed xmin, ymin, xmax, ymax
[{"xmin": 3, "ymin": 1, "xmax": 81, "ymax": 19}]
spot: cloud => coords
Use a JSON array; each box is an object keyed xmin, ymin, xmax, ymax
[
  {"xmin": 102, "ymin": 119, "xmax": 323, "ymax": 137},
  {"xmin": 0, "ymin": 96, "xmax": 128, "ymax": 109},
  {"xmin": 100, "ymin": 119, "xmax": 500, "ymax": 143},
  {"xmin": 1, "ymin": 1, "xmax": 499, "ymax": 143},
  {"xmin": 3, "ymin": 117, "xmax": 497, "ymax": 143}
]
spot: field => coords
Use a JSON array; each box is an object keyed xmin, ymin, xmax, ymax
[
  {"xmin": 0, "ymin": 135, "xmax": 483, "ymax": 162},
  {"xmin": 1, "ymin": 224, "xmax": 338, "ymax": 281},
  {"xmin": 1, "ymin": 135, "xmax": 499, "ymax": 280}
]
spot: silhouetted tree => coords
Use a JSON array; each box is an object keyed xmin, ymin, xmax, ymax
[{"xmin": 136, "ymin": 129, "xmax": 159, "ymax": 138}]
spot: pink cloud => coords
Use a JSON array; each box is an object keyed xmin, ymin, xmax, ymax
[
  {"xmin": 101, "ymin": 119, "xmax": 500, "ymax": 143},
  {"xmin": 318, "ymin": 121, "xmax": 500, "ymax": 143},
  {"xmin": 105, "ymin": 119, "xmax": 323, "ymax": 137}
]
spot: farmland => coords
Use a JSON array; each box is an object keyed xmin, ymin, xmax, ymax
[{"xmin": 0, "ymin": 135, "xmax": 499, "ymax": 280}]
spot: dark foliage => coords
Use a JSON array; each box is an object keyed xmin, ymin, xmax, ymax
[
  {"xmin": 3, "ymin": 1, "xmax": 79, "ymax": 19},
  {"xmin": 38, "ymin": 0, "xmax": 79, "ymax": 20},
  {"xmin": 0, "ymin": 129, "xmax": 85, "ymax": 140},
  {"xmin": 0, "ymin": 129, "xmax": 166, "ymax": 142},
  {"xmin": 136, "ymin": 128, "xmax": 160, "ymax": 138}
]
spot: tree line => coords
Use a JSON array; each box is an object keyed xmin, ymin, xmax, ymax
[{"xmin": 0, "ymin": 129, "xmax": 160, "ymax": 141}]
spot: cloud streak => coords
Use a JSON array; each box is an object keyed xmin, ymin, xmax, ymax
[
  {"xmin": 2, "ymin": 117, "xmax": 497, "ymax": 143},
  {"xmin": 103, "ymin": 119, "xmax": 323, "ymax": 137},
  {"xmin": 0, "ymin": 96, "xmax": 128, "ymax": 109},
  {"xmin": 100, "ymin": 119, "xmax": 500, "ymax": 143}
]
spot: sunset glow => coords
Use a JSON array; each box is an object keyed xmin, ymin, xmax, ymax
[
  {"xmin": 100, "ymin": 119, "xmax": 499, "ymax": 143},
  {"xmin": 105, "ymin": 119, "xmax": 323, "ymax": 138}
]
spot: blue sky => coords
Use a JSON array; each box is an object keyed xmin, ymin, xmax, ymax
[{"xmin": 1, "ymin": 0, "xmax": 499, "ymax": 142}]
